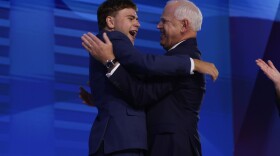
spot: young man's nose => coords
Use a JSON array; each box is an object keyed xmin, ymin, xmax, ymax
[{"xmin": 135, "ymin": 21, "xmax": 140, "ymax": 27}]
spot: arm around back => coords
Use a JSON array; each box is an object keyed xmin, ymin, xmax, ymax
[{"xmin": 107, "ymin": 31, "xmax": 192, "ymax": 76}]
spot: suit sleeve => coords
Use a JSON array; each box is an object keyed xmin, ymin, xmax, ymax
[
  {"xmin": 108, "ymin": 31, "xmax": 191, "ymax": 76},
  {"xmin": 109, "ymin": 65, "xmax": 175, "ymax": 107}
]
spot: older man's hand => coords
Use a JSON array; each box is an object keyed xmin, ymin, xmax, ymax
[{"xmin": 193, "ymin": 59, "xmax": 219, "ymax": 81}]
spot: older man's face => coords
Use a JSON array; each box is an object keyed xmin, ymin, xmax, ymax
[{"xmin": 157, "ymin": 3, "xmax": 183, "ymax": 50}]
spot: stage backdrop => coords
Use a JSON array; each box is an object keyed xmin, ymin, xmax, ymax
[{"xmin": 0, "ymin": 0, "xmax": 279, "ymax": 155}]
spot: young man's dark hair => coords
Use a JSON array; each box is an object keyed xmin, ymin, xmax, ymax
[{"xmin": 97, "ymin": 0, "xmax": 137, "ymax": 30}]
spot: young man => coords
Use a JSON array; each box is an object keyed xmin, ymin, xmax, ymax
[{"xmin": 82, "ymin": 0, "xmax": 218, "ymax": 155}]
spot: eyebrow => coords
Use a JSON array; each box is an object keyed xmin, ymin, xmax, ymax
[
  {"xmin": 160, "ymin": 17, "xmax": 170, "ymax": 22},
  {"xmin": 127, "ymin": 14, "xmax": 138, "ymax": 20}
]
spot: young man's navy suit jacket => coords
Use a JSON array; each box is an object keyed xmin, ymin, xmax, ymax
[
  {"xmin": 88, "ymin": 31, "xmax": 193, "ymax": 155},
  {"xmin": 108, "ymin": 38, "xmax": 205, "ymax": 156}
]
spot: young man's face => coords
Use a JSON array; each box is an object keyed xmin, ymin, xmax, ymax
[
  {"xmin": 110, "ymin": 8, "xmax": 140, "ymax": 44},
  {"xmin": 157, "ymin": 3, "xmax": 183, "ymax": 50}
]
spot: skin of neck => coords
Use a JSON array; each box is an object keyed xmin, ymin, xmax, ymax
[
  {"xmin": 181, "ymin": 31, "xmax": 197, "ymax": 40},
  {"xmin": 103, "ymin": 27, "xmax": 113, "ymax": 31}
]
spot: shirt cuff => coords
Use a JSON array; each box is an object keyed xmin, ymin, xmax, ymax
[
  {"xmin": 106, "ymin": 63, "xmax": 120, "ymax": 78},
  {"xmin": 190, "ymin": 58, "xmax": 194, "ymax": 74}
]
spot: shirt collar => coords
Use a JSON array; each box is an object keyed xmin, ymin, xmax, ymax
[{"xmin": 168, "ymin": 40, "xmax": 186, "ymax": 51}]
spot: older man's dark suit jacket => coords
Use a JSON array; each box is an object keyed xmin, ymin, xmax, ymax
[
  {"xmin": 109, "ymin": 38, "xmax": 206, "ymax": 156},
  {"xmin": 88, "ymin": 31, "xmax": 195, "ymax": 155}
]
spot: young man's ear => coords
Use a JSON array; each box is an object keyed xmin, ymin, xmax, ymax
[{"xmin": 106, "ymin": 16, "xmax": 115, "ymax": 30}]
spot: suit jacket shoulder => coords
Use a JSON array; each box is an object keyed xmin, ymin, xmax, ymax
[
  {"xmin": 106, "ymin": 31, "xmax": 133, "ymax": 44},
  {"xmin": 166, "ymin": 38, "xmax": 201, "ymax": 59}
]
